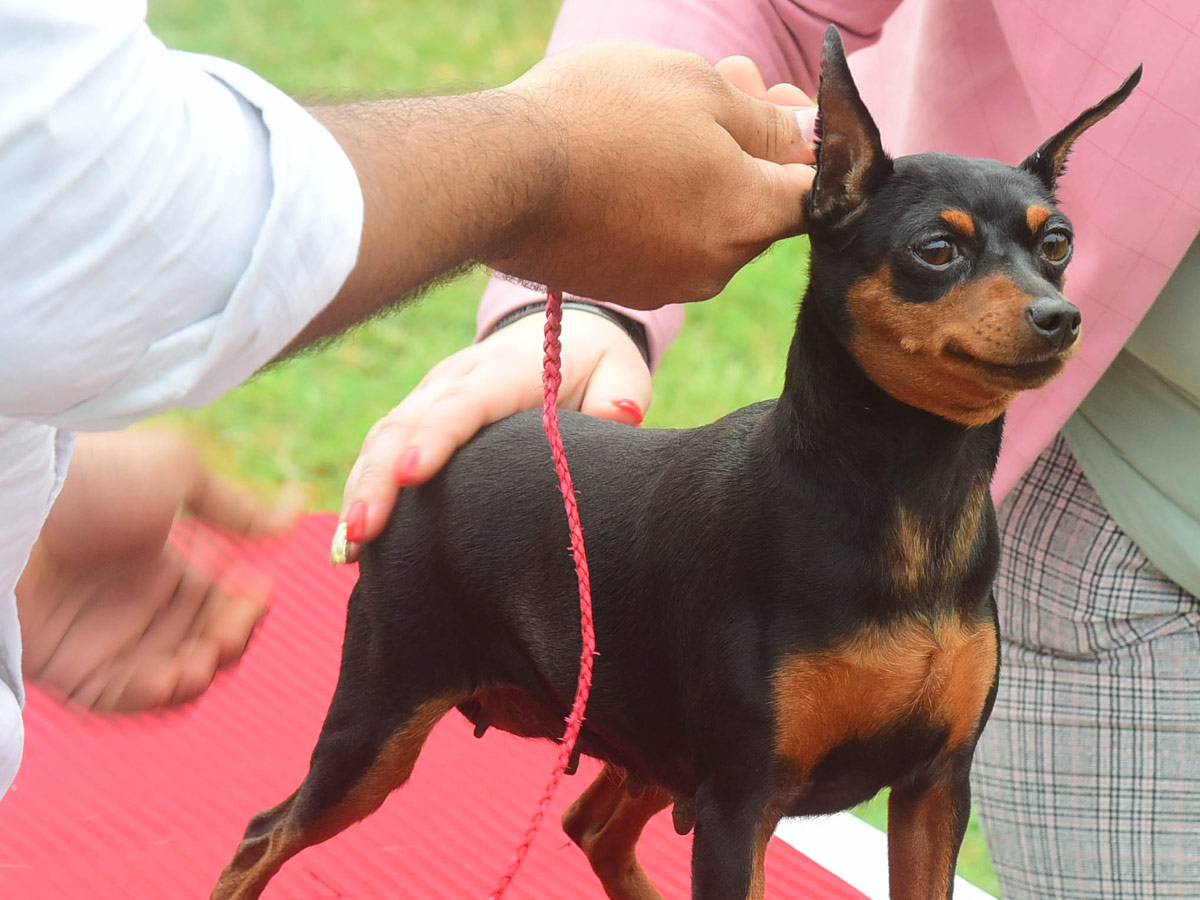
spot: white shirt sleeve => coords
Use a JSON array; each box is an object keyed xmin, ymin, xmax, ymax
[{"xmin": 0, "ymin": 0, "xmax": 364, "ymax": 430}]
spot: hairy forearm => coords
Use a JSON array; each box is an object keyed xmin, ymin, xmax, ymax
[
  {"xmin": 284, "ymin": 90, "xmax": 563, "ymax": 352},
  {"xmin": 280, "ymin": 43, "xmax": 813, "ymax": 353}
]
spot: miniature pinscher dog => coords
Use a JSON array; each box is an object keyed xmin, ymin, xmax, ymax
[{"xmin": 213, "ymin": 28, "xmax": 1140, "ymax": 900}]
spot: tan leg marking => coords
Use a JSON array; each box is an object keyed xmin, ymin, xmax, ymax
[
  {"xmin": 210, "ymin": 696, "xmax": 456, "ymax": 900},
  {"xmin": 888, "ymin": 780, "xmax": 959, "ymax": 900},
  {"xmin": 562, "ymin": 765, "xmax": 672, "ymax": 900},
  {"xmin": 747, "ymin": 810, "xmax": 783, "ymax": 900}
]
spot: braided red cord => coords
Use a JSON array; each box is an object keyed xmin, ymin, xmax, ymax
[{"xmin": 488, "ymin": 289, "xmax": 598, "ymax": 899}]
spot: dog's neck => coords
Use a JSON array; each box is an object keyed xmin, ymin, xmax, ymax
[{"xmin": 771, "ymin": 289, "xmax": 1004, "ymax": 499}]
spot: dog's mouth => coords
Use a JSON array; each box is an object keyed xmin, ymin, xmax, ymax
[{"xmin": 945, "ymin": 342, "xmax": 1065, "ymax": 387}]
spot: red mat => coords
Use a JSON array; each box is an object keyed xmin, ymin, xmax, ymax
[{"xmin": 0, "ymin": 514, "xmax": 868, "ymax": 899}]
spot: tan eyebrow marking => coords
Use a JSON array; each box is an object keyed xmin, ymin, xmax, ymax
[
  {"xmin": 1027, "ymin": 205, "xmax": 1052, "ymax": 233},
  {"xmin": 940, "ymin": 209, "xmax": 976, "ymax": 238}
]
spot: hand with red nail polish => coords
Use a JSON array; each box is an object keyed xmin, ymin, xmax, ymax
[{"xmin": 335, "ymin": 308, "xmax": 652, "ymax": 562}]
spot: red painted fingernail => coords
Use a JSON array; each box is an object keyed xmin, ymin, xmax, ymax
[
  {"xmin": 394, "ymin": 447, "xmax": 420, "ymax": 485},
  {"xmin": 612, "ymin": 399, "xmax": 644, "ymax": 426},
  {"xmin": 345, "ymin": 501, "xmax": 366, "ymax": 544}
]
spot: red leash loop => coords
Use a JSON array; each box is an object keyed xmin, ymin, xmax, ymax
[{"xmin": 488, "ymin": 289, "xmax": 598, "ymax": 899}]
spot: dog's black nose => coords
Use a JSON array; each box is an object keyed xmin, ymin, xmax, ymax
[{"xmin": 1026, "ymin": 297, "xmax": 1081, "ymax": 351}]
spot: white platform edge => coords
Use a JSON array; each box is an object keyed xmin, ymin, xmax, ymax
[{"xmin": 773, "ymin": 812, "xmax": 997, "ymax": 899}]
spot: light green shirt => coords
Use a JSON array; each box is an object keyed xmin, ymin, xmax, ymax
[{"xmin": 1063, "ymin": 236, "xmax": 1200, "ymax": 598}]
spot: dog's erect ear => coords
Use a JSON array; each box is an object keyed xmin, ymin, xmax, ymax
[
  {"xmin": 806, "ymin": 26, "xmax": 893, "ymax": 231},
  {"xmin": 1020, "ymin": 65, "xmax": 1142, "ymax": 194}
]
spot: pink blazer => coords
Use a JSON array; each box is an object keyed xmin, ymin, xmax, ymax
[{"xmin": 478, "ymin": 0, "xmax": 1200, "ymax": 498}]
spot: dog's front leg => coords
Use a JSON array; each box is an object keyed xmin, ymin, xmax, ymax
[
  {"xmin": 689, "ymin": 774, "xmax": 771, "ymax": 900},
  {"xmin": 886, "ymin": 760, "xmax": 973, "ymax": 900}
]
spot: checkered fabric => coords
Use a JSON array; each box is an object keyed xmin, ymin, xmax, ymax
[{"xmin": 972, "ymin": 434, "xmax": 1200, "ymax": 899}]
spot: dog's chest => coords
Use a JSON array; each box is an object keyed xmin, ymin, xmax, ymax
[{"xmin": 769, "ymin": 616, "xmax": 996, "ymax": 788}]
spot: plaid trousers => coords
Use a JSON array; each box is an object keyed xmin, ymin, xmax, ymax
[{"xmin": 972, "ymin": 435, "xmax": 1200, "ymax": 899}]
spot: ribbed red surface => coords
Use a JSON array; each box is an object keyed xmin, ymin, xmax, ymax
[{"xmin": 0, "ymin": 514, "xmax": 868, "ymax": 900}]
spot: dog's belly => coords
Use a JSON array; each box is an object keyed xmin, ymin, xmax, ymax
[
  {"xmin": 770, "ymin": 613, "xmax": 997, "ymax": 810},
  {"xmin": 457, "ymin": 687, "xmax": 695, "ymax": 794}
]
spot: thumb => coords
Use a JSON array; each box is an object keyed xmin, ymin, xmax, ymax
[
  {"xmin": 725, "ymin": 155, "xmax": 814, "ymax": 245},
  {"xmin": 718, "ymin": 92, "xmax": 814, "ymax": 166},
  {"xmin": 578, "ymin": 352, "xmax": 653, "ymax": 427}
]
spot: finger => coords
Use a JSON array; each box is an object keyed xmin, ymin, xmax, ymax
[
  {"xmin": 335, "ymin": 383, "xmax": 451, "ymax": 556},
  {"xmin": 82, "ymin": 655, "xmax": 173, "ymax": 712},
  {"xmin": 193, "ymin": 571, "xmax": 272, "ymax": 669},
  {"xmin": 401, "ymin": 363, "xmax": 544, "ymax": 487},
  {"xmin": 335, "ymin": 351, "xmax": 482, "ymax": 546},
  {"xmin": 80, "ymin": 567, "xmax": 268, "ymax": 712},
  {"xmin": 88, "ymin": 636, "xmax": 222, "ymax": 712},
  {"xmin": 766, "ymin": 82, "xmax": 815, "ymax": 107},
  {"xmin": 37, "ymin": 562, "xmax": 181, "ymax": 696},
  {"xmin": 183, "ymin": 467, "xmax": 297, "ymax": 537},
  {"xmin": 717, "ymin": 91, "xmax": 811, "ymax": 166},
  {"xmin": 64, "ymin": 558, "xmax": 200, "ymax": 712},
  {"xmin": 577, "ymin": 346, "xmax": 653, "ymax": 427},
  {"xmin": 714, "ymin": 55, "xmax": 768, "ymax": 100}
]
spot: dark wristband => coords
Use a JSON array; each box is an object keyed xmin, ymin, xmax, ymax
[{"xmin": 483, "ymin": 300, "xmax": 651, "ymax": 367}]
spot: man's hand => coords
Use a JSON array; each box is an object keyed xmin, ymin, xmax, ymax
[
  {"xmin": 332, "ymin": 310, "xmax": 650, "ymax": 562},
  {"xmin": 17, "ymin": 430, "xmax": 301, "ymax": 712},
  {"xmin": 289, "ymin": 46, "xmax": 814, "ymax": 351},
  {"xmin": 490, "ymin": 43, "xmax": 817, "ymax": 307}
]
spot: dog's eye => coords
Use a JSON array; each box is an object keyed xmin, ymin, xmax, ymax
[
  {"xmin": 1041, "ymin": 231, "xmax": 1072, "ymax": 263},
  {"xmin": 913, "ymin": 239, "xmax": 958, "ymax": 268}
]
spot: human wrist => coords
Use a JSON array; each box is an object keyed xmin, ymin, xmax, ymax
[
  {"xmin": 473, "ymin": 86, "xmax": 568, "ymax": 261},
  {"xmin": 483, "ymin": 300, "xmax": 651, "ymax": 366}
]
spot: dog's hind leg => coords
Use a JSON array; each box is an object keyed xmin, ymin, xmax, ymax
[
  {"xmin": 211, "ymin": 584, "xmax": 469, "ymax": 900},
  {"xmin": 210, "ymin": 692, "xmax": 458, "ymax": 900},
  {"xmin": 562, "ymin": 765, "xmax": 671, "ymax": 900},
  {"xmin": 746, "ymin": 810, "xmax": 784, "ymax": 900}
]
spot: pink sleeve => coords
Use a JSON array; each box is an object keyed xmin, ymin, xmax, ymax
[
  {"xmin": 477, "ymin": 0, "xmax": 904, "ymax": 367},
  {"xmin": 545, "ymin": 0, "xmax": 904, "ymax": 90}
]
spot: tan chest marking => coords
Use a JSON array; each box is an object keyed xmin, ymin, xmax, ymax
[{"xmin": 771, "ymin": 617, "xmax": 997, "ymax": 780}]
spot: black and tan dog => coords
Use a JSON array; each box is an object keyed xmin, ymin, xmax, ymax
[{"xmin": 212, "ymin": 29, "xmax": 1139, "ymax": 900}]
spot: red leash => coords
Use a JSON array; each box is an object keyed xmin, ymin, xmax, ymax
[{"xmin": 488, "ymin": 289, "xmax": 598, "ymax": 899}]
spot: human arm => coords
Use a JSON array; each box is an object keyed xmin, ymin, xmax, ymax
[
  {"xmin": 0, "ymin": 8, "xmax": 814, "ymax": 431},
  {"xmin": 285, "ymin": 40, "xmax": 819, "ymax": 353}
]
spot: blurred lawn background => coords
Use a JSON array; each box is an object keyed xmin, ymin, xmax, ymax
[{"xmin": 148, "ymin": 1, "xmax": 997, "ymax": 893}]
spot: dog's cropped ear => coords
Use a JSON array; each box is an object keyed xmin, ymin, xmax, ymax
[
  {"xmin": 1020, "ymin": 65, "xmax": 1142, "ymax": 195},
  {"xmin": 806, "ymin": 25, "xmax": 893, "ymax": 231}
]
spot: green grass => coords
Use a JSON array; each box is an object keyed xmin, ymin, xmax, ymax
[{"xmin": 147, "ymin": 3, "xmax": 998, "ymax": 893}]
